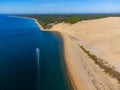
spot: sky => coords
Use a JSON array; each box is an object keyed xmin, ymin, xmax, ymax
[{"xmin": 0, "ymin": 0, "xmax": 120, "ymax": 14}]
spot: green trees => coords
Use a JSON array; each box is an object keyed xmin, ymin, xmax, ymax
[{"xmin": 20, "ymin": 14, "xmax": 120, "ymax": 29}]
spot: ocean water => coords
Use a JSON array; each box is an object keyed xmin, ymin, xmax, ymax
[{"xmin": 0, "ymin": 15, "xmax": 71, "ymax": 90}]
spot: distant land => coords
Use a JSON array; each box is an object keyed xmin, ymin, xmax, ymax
[{"xmin": 18, "ymin": 13, "xmax": 120, "ymax": 29}]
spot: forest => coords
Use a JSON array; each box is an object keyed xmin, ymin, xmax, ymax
[{"xmin": 19, "ymin": 14, "xmax": 120, "ymax": 29}]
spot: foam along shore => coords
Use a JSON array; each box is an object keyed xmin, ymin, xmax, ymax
[{"xmin": 51, "ymin": 17, "xmax": 120, "ymax": 90}]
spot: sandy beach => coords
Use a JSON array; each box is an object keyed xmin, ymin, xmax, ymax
[
  {"xmin": 51, "ymin": 17, "xmax": 120, "ymax": 90},
  {"xmin": 34, "ymin": 19, "xmax": 45, "ymax": 30}
]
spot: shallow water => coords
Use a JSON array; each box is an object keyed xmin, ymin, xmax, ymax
[{"xmin": 0, "ymin": 15, "xmax": 71, "ymax": 90}]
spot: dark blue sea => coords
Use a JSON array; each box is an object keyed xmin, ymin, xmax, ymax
[{"xmin": 0, "ymin": 15, "xmax": 71, "ymax": 90}]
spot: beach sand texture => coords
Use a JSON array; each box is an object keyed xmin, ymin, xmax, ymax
[{"xmin": 51, "ymin": 17, "xmax": 120, "ymax": 90}]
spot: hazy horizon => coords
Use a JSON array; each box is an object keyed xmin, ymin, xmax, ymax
[{"xmin": 1, "ymin": 13, "xmax": 120, "ymax": 15}]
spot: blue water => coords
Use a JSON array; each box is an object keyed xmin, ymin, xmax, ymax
[{"xmin": 0, "ymin": 15, "xmax": 71, "ymax": 90}]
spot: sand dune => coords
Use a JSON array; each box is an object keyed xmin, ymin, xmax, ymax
[{"xmin": 51, "ymin": 17, "xmax": 120, "ymax": 90}]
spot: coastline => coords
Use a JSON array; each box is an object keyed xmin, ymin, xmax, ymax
[
  {"xmin": 17, "ymin": 16, "xmax": 120, "ymax": 90},
  {"xmin": 19, "ymin": 16, "xmax": 74, "ymax": 89},
  {"xmin": 34, "ymin": 18, "xmax": 75, "ymax": 90},
  {"xmin": 32, "ymin": 17, "xmax": 76, "ymax": 89},
  {"xmin": 33, "ymin": 18, "xmax": 51, "ymax": 31},
  {"xmin": 34, "ymin": 18, "xmax": 76, "ymax": 89},
  {"xmin": 24, "ymin": 16, "xmax": 75, "ymax": 89},
  {"xmin": 61, "ymin": 33, "xmax": 83, "ymax": 90},
  {"xmin": 33, "ymin": 18, "xmax": 46, "ymax": 31}
]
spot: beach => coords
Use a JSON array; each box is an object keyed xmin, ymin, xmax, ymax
[{"xmin": 50, "ymin": 17, "xmax": 120, "ymax": 90}]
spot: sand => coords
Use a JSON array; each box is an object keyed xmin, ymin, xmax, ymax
[
  {"xmin": 34, "ymin": 19, "xmax": 50, "ymax": 31},
  {"xmin": 51, "ymin": 17, "xmax": 120, "ymax": 90}
]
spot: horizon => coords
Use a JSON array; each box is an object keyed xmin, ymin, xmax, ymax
[
  {"xmin": 0, "ymin": 0, "xmax": 120, "ymax": 14},
  {"xmin": 0, "ymin": 13, "xmax": 120, "ymax": 15}
]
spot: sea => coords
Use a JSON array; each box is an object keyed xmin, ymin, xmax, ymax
[{"xmin": 0, "ymin": 14, "xmax": 71, "ymax": 90}]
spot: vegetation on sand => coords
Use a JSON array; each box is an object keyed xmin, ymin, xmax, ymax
[
  {"xmin": 79, "ymin": 44, "xmax": 120, "ymax": 83},
  {"xmin": 19, "ymin": 14, "xmax": 120, "ymax": 29}
]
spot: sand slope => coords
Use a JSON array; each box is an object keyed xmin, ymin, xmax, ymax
[{"xmin": 51, "ymin": 17, "xmax": 120, "ymax": 90}]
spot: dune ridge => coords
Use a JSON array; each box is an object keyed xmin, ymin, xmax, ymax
[{"xmin": 51, "ymin": 17, "xmax": 120, "ymax": 90}]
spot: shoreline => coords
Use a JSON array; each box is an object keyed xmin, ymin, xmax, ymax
[
  {"xmin": 60, "ymin": 33, "xmax": 82, "ymax": 90},
  {"xmin": 51, "ymin": 32, "xmax": 74, "ymax": 90},
  {"xmin": 20, "ymin": 16, "xmax": 75, "ymax": 89},
  {"xmin": 21, "ymin": 16, "xmax": 75, "ymax": 89},
  {"xmin": 34, "ymin": 18, "xmax": 75, "ymax": 89},
  {"xmin": 33, "ymin": 17, "xmax": 76, "ymax": 89},
  {"xmin": 34, "ymin": 18, "xmax": 76, "ymax": 89}
]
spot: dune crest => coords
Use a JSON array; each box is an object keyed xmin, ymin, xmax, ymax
[{"xmin": 51, "ymin": 17, "xmax": 120, "ymax": 90}]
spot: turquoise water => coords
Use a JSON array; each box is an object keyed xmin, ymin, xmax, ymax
[{"xmin": 0, "ymin": 15, "xmax": 71, "ymax": 90}]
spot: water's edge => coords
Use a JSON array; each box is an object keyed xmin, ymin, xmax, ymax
[
  {"xmin": 32, "ymin": 16, "xmax": 73, "ymax": 90},
  {"xmin": 47, "ymin": 31, "xmax": 73, "ymax": 90}
]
